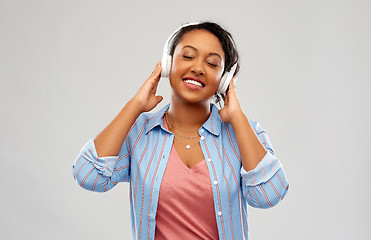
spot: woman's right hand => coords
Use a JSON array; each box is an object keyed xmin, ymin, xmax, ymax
[
  {"xmin": 95, "ymin": 62, "xmax": 163, "ymax": 157},
  {"xmin": 132, "ymin": 62, "xmax": 163, "ymax": 113}
]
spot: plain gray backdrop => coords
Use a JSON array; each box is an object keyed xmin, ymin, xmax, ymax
[{"xmin": 1, "ymin": 0, "xmax": 370, "ymax": 239}]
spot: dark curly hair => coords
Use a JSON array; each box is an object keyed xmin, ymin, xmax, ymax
[{"xmin": 169, "ymin": 22, "xmax": 240, "ymax": 77}]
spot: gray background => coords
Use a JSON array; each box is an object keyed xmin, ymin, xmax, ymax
[{"xmin": 1, "ymin": 0, "xmax": 370, "ymax": 239}]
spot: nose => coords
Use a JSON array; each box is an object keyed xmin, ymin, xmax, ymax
[{"xmin": 191, "ymin": 60, "xmax": 205, "ymax": 75}]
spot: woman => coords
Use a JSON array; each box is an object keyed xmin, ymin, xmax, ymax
[{"xmin": 73, "ymin": 22, "xmax": 289, "ymax": 240}]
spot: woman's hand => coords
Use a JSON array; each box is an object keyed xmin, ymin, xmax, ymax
[
  {"xmin": 132, "ymin": 62, "xmax": 163, "ymax": 113},
  {"xmin": 95, "ymin": 62, "xmax": 163, "ymax": 157},
  {"xmin": 219, "ymin": 77, "xmax": 267, "ymax": 171},
  {"xmin": 219, "ymin": 77, "xmax": 244, "ymax": 123}
]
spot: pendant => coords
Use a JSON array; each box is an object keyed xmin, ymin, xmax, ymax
[{"xmin": 186, "ymin": 145, "xmax": 190, "ymax": 149}]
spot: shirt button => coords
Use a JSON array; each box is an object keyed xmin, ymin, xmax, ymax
[
  {"xmin": 213, "ymin": 180, "xmax": 218, "ymax": 185},
  {"xmin": 207, "ymin": 158, "xmax": 212, "ymax": 162},
  {"xmin": 200, "ymin": 136, "xmax": 205, "ymax": 141},
  {"xmin": 200, "ymin": 129, "xmax": 204, "ymax": 133},
  {"xmin": 218, "ymin": 211, "xmax": 222, "ymax": 216}
]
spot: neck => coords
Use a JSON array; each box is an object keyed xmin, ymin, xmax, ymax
[{"xmin": 167, "ymin": 96, "xmax": 211, "ymax": 131}]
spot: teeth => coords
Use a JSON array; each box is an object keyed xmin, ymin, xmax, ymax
[{"xmin": 184, "ymin": 79, "xmax": 203, "ymax": 87}]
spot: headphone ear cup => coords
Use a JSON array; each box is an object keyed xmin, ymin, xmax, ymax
[
  {"xmin": 218, "ymin": 71, "xmax": 233, "ymax": 94},
  {"xmin": 218, "ymin": 74, "xmax": 227, "ymax": 94},
  {"xmin": 217, "ymin": 63, "xmax": 237, "ymax": 94},
  {"xmin": 161, "ymin": 55, "xmax": 172, "ymax": 78}
]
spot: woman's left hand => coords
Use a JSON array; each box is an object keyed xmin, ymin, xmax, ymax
[{"xmin": 219, "ymin": 77, "xmax": 244, "ymax": 123}]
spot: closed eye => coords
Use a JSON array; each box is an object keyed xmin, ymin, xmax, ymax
[
  {"xmin": 208, "ymin": 62, "xmax": 218, "ymax": 67},
  {"xmin": 182, "ymin": 55, "xmax": 193, "ymax": 59}
]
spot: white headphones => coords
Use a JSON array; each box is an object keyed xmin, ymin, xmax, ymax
[{"xmin": 161, "ymin": 22, "xmax": 237, "ymax": 95}]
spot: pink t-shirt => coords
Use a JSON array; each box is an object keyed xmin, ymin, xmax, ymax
[{"xmin": 155, "ymin": 119, "xmax": 219, "ymax": 239}]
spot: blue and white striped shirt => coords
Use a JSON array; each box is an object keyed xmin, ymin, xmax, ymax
[{"xmin": 73, "ymin": 104, "xmax": 289, "ymax": 240}]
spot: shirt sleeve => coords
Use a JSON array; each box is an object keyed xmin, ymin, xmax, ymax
[
  {"xmin": 240, "ymin": 121, "xmax": 289, "ymax": 208},
  {"xmin": 72, "ymin": 137, "xmax": 131, "ymax": 192}
]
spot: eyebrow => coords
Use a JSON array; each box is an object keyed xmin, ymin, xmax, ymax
[{"xmin": 182, "ymin": 45, "xmax": 222, "ymax": 60}]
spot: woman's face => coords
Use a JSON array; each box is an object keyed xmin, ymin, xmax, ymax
[{"xmin": 169, "ymin": 29, "xmax": 225, "ymax": 104}]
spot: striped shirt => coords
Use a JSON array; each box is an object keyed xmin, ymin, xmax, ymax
[{"xmin": 72, "ymin": 103, "xmax": 289, "ymax": 240}]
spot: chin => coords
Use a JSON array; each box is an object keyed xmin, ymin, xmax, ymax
[{"xmin": 173, "ymin": 92, "xmax": 213, "ymax": 106}]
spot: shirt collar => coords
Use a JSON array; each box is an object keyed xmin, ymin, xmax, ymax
[
  {"xmin": 145, "ymin": 103, "xmax": 222, "ymax": 136},
  {"xmin": 145, "ymin": 104, "xmax": 170, "ymax": 134},
  {"xmin": 202, "ymin": 104, "xmax": 222, "ymax": 136}
]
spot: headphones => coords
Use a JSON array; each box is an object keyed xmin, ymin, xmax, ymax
[{"xmin": 161, "ymin": 22, "xmax": 237, "ymax": 95}]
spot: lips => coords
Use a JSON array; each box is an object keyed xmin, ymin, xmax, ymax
[{"xmin": 182, "ymin": 76, "xmax": 205, "ymax": 87}]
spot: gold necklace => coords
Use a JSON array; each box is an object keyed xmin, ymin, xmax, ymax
[
  {"xmin": 165, "ymin": 112, "xmax": 200, "ymax": 149},
  {"xmin": 171, "ymin": 128, "xmax": 199, "ymax": 139},
  {"xmin": 165, "ymin": 111, "xmax": 199, "ymax": 133},
  {"xmin": 167, "ymin": 121, "xmax": 199, "ymax": 139},
  {"xmin": 173, "ymin": 137, "xmax": 200, "ymax": 149}
]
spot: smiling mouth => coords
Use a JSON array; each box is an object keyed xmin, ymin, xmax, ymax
[
  {"xmin": 182, "ymin": 77, "xmax": 205, "ymax": 87},
  {"xmin": 183, "ymin": 79, "xmax": 204, "ymax": 87}
]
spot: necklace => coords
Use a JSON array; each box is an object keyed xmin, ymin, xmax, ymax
[
  {"xmin": 171, "ymin": 128, "xmax": 199, "ymax": 139},
  {"xmin": 165, "ymin": 111, "xmax": 199, "ymax": 133},
  {"xmin": 173, "ymin": 137, "xmax": 200, "ymax": 149},
  {"xmin": 167, "ymin": 121, "xmax": 199, "ymax": 139},
  {"xmin": 165, "ymin": 111, "xmax": 200, "ymax": 149}
]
